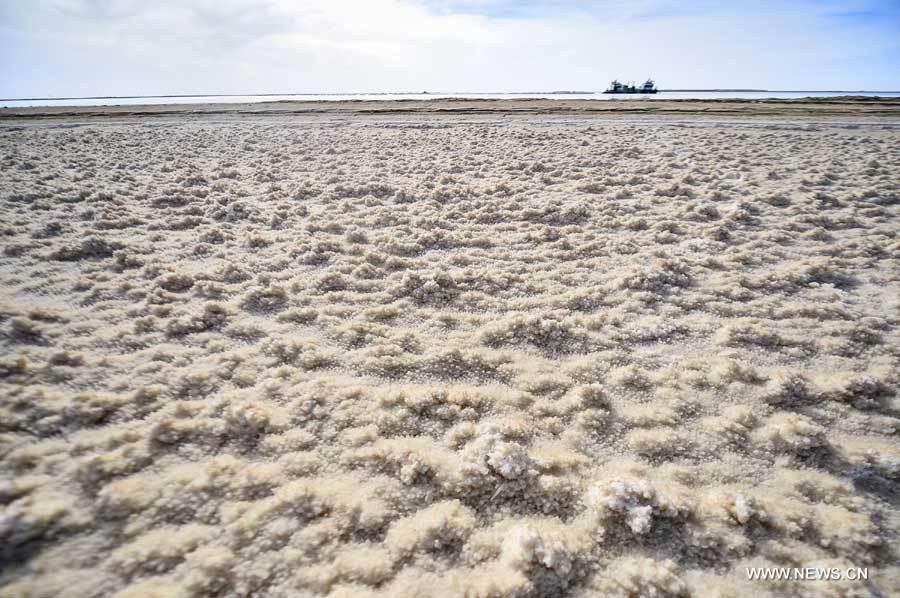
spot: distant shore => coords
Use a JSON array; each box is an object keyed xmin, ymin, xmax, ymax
[
  {"xmin": 4, "ymin": 90, "xmax": 900, "ymax": 102},
  {"xmin": 3, "ymin": 96, "xmax": 900, "ymax": 124}
]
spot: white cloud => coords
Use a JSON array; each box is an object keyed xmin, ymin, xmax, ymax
[{"xmin": 1, "ymin": 0, "xmax": 897, "ymax": 97}]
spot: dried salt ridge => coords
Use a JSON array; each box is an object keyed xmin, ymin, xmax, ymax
[{"xmin": 0, "ymin": 110, "xmax": 898, "ymax": 598}]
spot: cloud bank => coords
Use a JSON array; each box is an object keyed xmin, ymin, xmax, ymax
[{"xmin": 1, "ymin": 0, "xmax": 898, "ymax": 97}]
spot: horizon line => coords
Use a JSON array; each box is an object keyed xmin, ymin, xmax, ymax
[{"xmin": 3, "ymin": 90, "xmax": 900, "ymax": 102}]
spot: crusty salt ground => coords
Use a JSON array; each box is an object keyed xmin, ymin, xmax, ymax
[{"xmin": 0, "ymin": 114, "xmax": 898, "ymax": 597}]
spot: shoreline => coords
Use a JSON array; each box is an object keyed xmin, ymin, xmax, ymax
[
  {"xmin": 5, "ymin": 90, "xmax": 899, "ymax": 101},
  {"xmin": 3, "ymin": 97, "xmax": 900, "ymax": 124}
]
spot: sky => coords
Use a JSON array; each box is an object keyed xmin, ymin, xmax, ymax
[{"xmin": 1, "ymin": 0, "xmax": 898, "ymax": 98}]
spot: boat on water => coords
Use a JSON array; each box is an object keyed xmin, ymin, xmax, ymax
[{"xmin": 603, "ymin": 78, "xmax": 658, "ymax": 94}]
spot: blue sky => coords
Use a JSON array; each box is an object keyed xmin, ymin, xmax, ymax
[{"xmin": 1, "ymin": 0, "xmax": 898, "ymax": 97}]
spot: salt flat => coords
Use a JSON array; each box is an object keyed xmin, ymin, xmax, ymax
[{"xmin": 1, "ymin": 101, "xmax": 899, "ymax": 597}]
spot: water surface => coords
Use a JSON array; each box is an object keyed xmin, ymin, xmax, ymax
[{"xmin": 3, "ymin": 91, "xmax": 899, "ymax": 108}]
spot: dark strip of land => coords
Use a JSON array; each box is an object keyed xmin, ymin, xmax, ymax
[{"xmin": 2, "ymin": 97, "xmax": 900, "ymax": 123}]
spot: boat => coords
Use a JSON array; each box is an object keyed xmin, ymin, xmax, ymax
[{"xmin": 603, "ymin": 78, "xmax": 658, "ymax": 94}]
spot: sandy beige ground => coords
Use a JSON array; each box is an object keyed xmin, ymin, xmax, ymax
[{"xmin": 1, "ymin": 101, "xmax": 899, "ymax": 597}]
